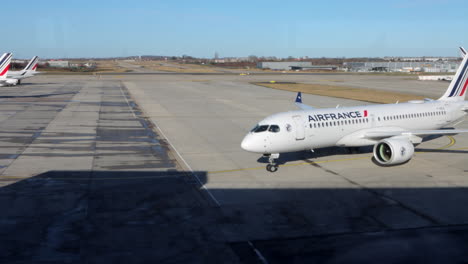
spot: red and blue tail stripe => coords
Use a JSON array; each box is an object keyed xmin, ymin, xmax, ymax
[
  {"xmin": 440, "ymin": 47, "xmax": 468, "ymax": 100},
  {"xmin": 24, "ymin": 56, "xmax": 38, "ymax": 71},
  {"xmin": 0, "ymin": 53, "xmax": 12, "ymax": 77},
  {"xmin": 449, "ymin": 60, "xmax": 468, "ymax": 97}
]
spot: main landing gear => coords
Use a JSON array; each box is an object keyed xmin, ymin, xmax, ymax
[{"xmin": 264, "ymin": 153, "xmax": 280, "ymax": 172}]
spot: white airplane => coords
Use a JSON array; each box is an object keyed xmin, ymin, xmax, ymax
[
  {"xmin": 7, "ymin": 56, "xmax": 39, "ymax": 84},
  {"xmin": 241, "ymin": 48, "xmax": 468, "ymax": 172},
  {"xmin": 0, "ymin": 53, "xmax": 19, "ymax": 86}
]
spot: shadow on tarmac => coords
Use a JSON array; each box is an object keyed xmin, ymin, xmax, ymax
[
  {"xmin": 1, "ymin": 170, "xmax": 468, "ymax": 263},
  {"xmin": 0, "ymin": 92, "xmax": 77, "ymax": 99}
]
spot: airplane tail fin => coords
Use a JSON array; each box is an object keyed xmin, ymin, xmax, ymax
[
  {"xmin": 438, "ymin": 47, "xmax": 468, "ymax": 101},
  {"xmin": 295, "ymin": 92, "xmax": 303, "ymax": 103},
  {"xmin": 0, "ymin": 53, "xmax": 12, "ymax": 78},
  {"xmin": 460, "ymin": 46, "xmax": 467, "ymax": 58},
  {"xmin": 23, "ymin": 56, "xmax": 39, "ymax": 72}
]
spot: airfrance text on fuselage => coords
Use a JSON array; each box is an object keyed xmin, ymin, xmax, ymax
[{"xmin": 308, "ymin": 111, "xmax": 365, "ymax": 122}]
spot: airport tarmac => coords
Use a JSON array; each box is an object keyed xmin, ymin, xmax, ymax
[{"xmin": 0, "ymin": 73, "xmax": 467, "ymax": 263}]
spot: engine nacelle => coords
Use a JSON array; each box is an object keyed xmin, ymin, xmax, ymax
[
  {"xmin": 5, "ymin": 78, "xmax": 18, "ymax": 85},
  {"xmin": 373, "ymin": 137, "xmax": 414, "ymax": 165}
]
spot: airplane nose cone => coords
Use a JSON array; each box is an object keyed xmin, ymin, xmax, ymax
[
  {"xmin": 241, "ymin": 133, "xmax": 265, "ymax": 153},
  {"xmin": 241, "ymin": 136, "xmax": 251, "ymax": 151}
]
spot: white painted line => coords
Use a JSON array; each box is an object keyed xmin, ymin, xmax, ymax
[
  {"xmin": 119, "ymin": 82, "xmax": 221, "ymax": 207},
  {"xmin": 119, "ymin": 83, "xmax": 137, "ymax": 119},
  {"xmin": 150, "ymin": 120, "xmax": 221, "ymax": 207},
  {"xmin": 248, "ymin": 241, "xmax": 269, "ymax": 264}
]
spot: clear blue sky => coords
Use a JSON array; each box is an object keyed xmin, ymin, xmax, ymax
[{"xmin": 3, "ymin": 0, "xmax": 468, "ymax": 58}]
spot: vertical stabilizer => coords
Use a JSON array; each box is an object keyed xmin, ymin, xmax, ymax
[
  {"xmin": 23, "ymin": 56, "xmax": 39, "ymax": 72},
  {"xmin": 0, "ymin": 53, "xmax": 12, "ymax": 78},
  {"xmin": 439, "ymin": 47, "xmax": 468, "ymax": 101}
]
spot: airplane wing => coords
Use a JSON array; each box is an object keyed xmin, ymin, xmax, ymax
[
  {"xmin": 294, "ymin": 92, "xmax": 315, "ymax": 110},
  {"xmin": 364, "ymin": 129, "xmax": 468, "ymax": 139}
]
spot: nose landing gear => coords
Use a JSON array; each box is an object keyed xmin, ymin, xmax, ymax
[
  {"xmin": 266, "ymin": 164, "xmax": 278, "ymax": 172},
  {"xmin": 264, "ymin": 153, "xmax": 280, "ymax": 172}
]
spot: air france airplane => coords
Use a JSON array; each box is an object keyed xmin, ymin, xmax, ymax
[
  {"xmin": 241, "ymin": 48, "xmax": 468, "ymax": 172},
  {"xmin": 7, "ymin": 56, "xmax": 39, "ymax": 84},
  {"xmin": 0, "ymin": 53, "xmax": 19, "ymax": 87}
]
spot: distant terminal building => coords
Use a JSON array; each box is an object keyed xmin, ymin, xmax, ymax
[
  {"xmin": 12, "ymin": 59, "xmax": 26, "ymax": 64},
  {"xmin": 257, "ymin": 61, "xmax": 311, "ymax": 70},
  {"xmin": 257, "ymin": 62, "xmax": 337, "ymax": 71},
  {"xmin": 383, "ymin": 56, "xmax": 459, "ymax": 62},
  {"xmin": 48, "ymin": 60, "xmax": 70, "ymax": 68},
  {"xmin": 290, "ymin": 65, "xmax": 338, "ymax": 71},
  {"xmin": 344, "ymin": 61, "xmax": 460, "ymax": 73}
]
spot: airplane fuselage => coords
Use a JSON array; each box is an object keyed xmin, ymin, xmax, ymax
[{"xmin": 241, "ymin": 100, "xmax": 466, "ymax": 154}]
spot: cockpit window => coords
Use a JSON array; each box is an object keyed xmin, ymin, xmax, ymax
[
  {"xmin": 252, "ymin": 125, "xmax": 269, "ymax": 133},
  {"xmin": 268, "ymin": 125, "xmax": 280, "ymax": 133}
]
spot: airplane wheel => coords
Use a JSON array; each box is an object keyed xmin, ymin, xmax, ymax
[{"xmin": 266, "ymin": 164, "xmax": 278, "ymax": 172}]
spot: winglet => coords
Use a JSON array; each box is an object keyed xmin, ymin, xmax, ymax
[{"xmin": 295, "ymin": 92, "xmax": 302, "ymax": 103}]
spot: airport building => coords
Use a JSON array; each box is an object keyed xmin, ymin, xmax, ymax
[
  {"xmin": 257, "ymin": 61, "xmax": 337, "ymax": 70},
  {"xmin": 257, "ymin": 61, "xmax": 312, "ymax": 70},
  {"xmin": 344, "ymin": 61, "xmax": 460, "ymax": 73},
  {"xmin": 47, "ymin": 60, "xmax": 70, "ymax": 68}
]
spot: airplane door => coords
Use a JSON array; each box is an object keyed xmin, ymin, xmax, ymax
[
  {"xmin": 292, "ymin": 115, "xmax": 305, "ymax": 140},
  {"xmin": 370, "ymin": 114, "xmax": 376, "ymax": 127}
]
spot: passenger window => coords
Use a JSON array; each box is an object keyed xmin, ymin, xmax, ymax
[{"xmin": 268, "ymin": 125, "xmax": 280, "ymax": 133}]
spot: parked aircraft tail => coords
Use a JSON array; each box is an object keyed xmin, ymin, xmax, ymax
[
  {"xmin": 23, "ymin": 56, "xmax": 39, "ymax": 72},
  {"xmin": 439, "ymin": 47, "xmax": 468, "ymax": 101},
  {"xmin": 0, "ymin": 53, "xmax": 12, "ymax": 78}
]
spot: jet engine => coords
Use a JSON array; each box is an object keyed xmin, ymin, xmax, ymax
[
  {"xmin": 373, "ymin": 137, "xmax": 414, "ymax": 165},
  {"xmin": 5, "ymin": 78, "xmax": 18, "ymax": 86}
]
